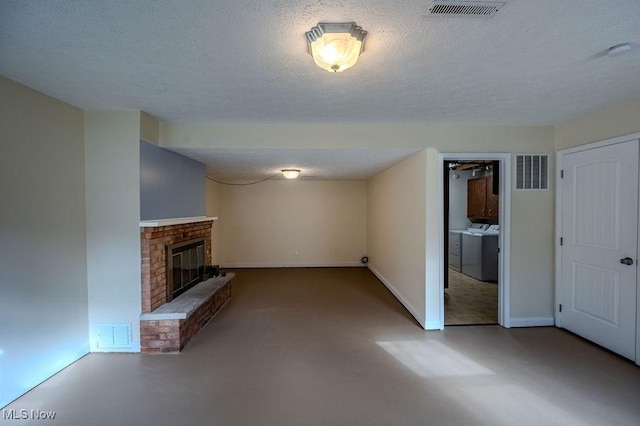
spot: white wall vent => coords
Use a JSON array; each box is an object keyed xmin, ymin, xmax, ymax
[
  {"xmin": 426, "ymin": 1, "xmax": 505, "ymax": 17},
  {"xmin": 96, "ymin": 323, "xmax": 132, "ymax": 349},
  {"xmin": 515, "ymin": 155, "xmax": 549, "ymax": 190}
]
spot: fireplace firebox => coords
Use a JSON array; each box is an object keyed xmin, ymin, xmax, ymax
[{"xmin": 166, "ymin": 238, "xmax": 205, "ymax": 302}]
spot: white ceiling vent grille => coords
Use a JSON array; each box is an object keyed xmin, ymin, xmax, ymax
[
  {"xmin": 97, "ymin": 323, "xmax": 132, "ymax": 349},
  {"xmin": 515, "ymin": 155, "xmax": 548, "ymax": 190},
  {"xmin": 427, "ymin": 1, "xmax": 505, "ymax": 17}
]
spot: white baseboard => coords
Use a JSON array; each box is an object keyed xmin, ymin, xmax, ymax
[
  {"xmin": 220, "ymin": 262, "xmax": 364, "ymax": 268},
  {"xmin": 367, "ymin": 265, "xmax": 426, "ymax": 329},
  {"xmin": 509, "ymin": 316, "xmax": 555, "ymax": 327},
  {"xmin": 425, "ymin": 321, "xmax": 443, "ymax": 330}
]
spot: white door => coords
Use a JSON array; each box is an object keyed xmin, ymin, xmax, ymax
[{"xmin": 560, "ymin": 140, "xmax": 638, "ymax": 360}]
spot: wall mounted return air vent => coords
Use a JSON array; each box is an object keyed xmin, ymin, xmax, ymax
[
  {"xmin": 515, "ymin": 155, "xmax": 548, "ymax": 190},
  {"xmin": 427, "ymin": 1, "xmax": 505, "ymax": 17},
  {"xmin": 96, "ymin": 323, "xmax": 132, "ymax": 349}
]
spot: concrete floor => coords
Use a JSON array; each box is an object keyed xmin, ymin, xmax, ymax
[{"xmin": 5, "ymin": 267, "xmax": 640, "ymax": 425}]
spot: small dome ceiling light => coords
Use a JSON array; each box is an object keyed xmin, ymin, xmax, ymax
[
  {"xmin": 281, "ymin": 169, "xmax": 301, "ymax": 179},
  {"xmin": 305, "ymin": 23, "xmax": 367, "ymax": 73},
  {"xmin": 607, "ymin": 43, "xmax": 632, "ymax": 57}
]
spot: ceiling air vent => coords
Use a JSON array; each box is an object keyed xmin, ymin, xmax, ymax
[{"xmin": 427, "ymin": 1, "xmax": 505, "ymax": 17}]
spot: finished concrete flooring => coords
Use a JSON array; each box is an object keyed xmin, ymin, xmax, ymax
[{"xmin": 5, "ymin": 267, "xmax": 640, "ymax": 425}]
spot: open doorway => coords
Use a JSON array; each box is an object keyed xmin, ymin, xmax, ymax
[{"xmin": 440, "ymin": 154, "xmax": 511, "ymax": 328}]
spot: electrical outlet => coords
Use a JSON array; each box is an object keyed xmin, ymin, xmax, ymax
[{"xmin": 294, "ymin": 249, "xmax": 299, "ymax": 256}]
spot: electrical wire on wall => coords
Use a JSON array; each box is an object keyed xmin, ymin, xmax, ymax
[{"xmin": 205, "ymin": 173, "xmax": 280, "ymax": 186}]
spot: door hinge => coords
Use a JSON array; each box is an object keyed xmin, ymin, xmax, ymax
[
  {"xmin": 561, "ymin": 170, "xmax": 564, "ymax": 179},
  {"xmin": 560, "ymin": 237, "xmax": 563, "ymax": 246},
  {"xmin": 559, "ymin": 304, "xmax": 562, "ymax": 312}
]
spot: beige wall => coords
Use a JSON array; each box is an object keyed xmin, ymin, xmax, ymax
[
  {"xmin": 213, "ymin": 180, "xmax": 367, "ymax": 267},
  {"xmin": 555, "ymin": 97, "xmax": 640, "ymax": 150},
  {"xmin": 205, "ymin": 178, "xmax": 223, "ymax": 264},
  {"xmin": 0, "ymin": 77, "xmax": 89, "ymax": 406},
  {"xmin": 85, "ymin": 111, "xmax": 142, "ymax": 352},
  {"xmin": 368, "ymin": 151, "xmax": 428, "ymax": 327},
  {"xmin": 509, "ymin": 189, "xmax": 556, "ymax": 319}
]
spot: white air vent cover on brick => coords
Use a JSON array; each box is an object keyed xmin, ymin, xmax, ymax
[
  {"xmin": 515, "ymin": 155, "xmax": 548, "ymax": 190},
  {"xmin": 97, "ymin": 323, "xmax": 132, "ymax": 349},
  {"xmin": 427, "ymin": 1, "xmax": 505, "ymax": 17}
]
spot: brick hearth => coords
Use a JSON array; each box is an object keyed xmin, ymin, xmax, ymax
[{"xmin": 139, "ymin": 275, "xmax": 232, "ymax": 353}]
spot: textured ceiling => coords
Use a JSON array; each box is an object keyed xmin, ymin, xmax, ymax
[
  {"xmin": 1, "ymin": 0, "xmax": 639, "ymax": 125},
  {"xmin": 2, "ymin": 1, "xmax": 639, "ymax": 179}
]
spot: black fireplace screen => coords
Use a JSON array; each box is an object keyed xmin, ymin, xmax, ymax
[{"xmin": 166, "ymin": 238, "xmax": 205, "ymax": 301}]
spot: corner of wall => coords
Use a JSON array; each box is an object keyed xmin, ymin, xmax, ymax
[
  {"xmin": 425, "ymin": 148, "xmax": 443, "ymax": 329},
  {"xmin": 367, "ymin": 265, "xmax": 426, "ymax": 328},
  {"xmin": 140, "ymin": 111, "xmax": 160, "ymax": 146},
  {"xmin": 205, "ymin": 179, "xmax": 224, "ymax": 264},
  {"xmin": 85, "ymin": 111, "xmax": 142, "ymax": 353}
]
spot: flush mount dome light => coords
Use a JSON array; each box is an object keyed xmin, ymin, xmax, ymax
[
  {"xmin": 305, "ymin": 22, "xmax": 367, "ymax": 72},
  {"xmin": 607, "ymin": 42, "xmax": 632, "ymax": 57},
  {"xmin": 281, "ymin": 169, "xmax": 301, "ymax": 179}
]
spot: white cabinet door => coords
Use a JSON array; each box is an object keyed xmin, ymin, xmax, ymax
[{"xmin": 560, "ymin": 139, "xmax": 638, "ymax": 360}]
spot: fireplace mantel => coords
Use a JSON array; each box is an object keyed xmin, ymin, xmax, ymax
[{"xmin": 140, "ymin": 216, "xmax": 218, "ymax": 227}]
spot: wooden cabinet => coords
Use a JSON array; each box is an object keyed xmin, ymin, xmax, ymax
[
  {"xmin": 485, "ymin": 175, "xmax": 499, "ymax": 219},
  {"xmin": 467, "ymin": 177, "xmax": 487, "ymax": 218},
  {"xmin": 467, "ymin": 176, "xmax": 499, "ymax": 220}
]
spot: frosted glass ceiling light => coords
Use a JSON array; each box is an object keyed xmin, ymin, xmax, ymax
[
  {"xmin": 281, "ymin": 169, "xmax": 300, "ymax": 179},
  {"xmin": 607, "ymin": 43, "xmax": 632, "ymax": 57},
  {"xmin": 306, "ymin": 23, "xmax": 367, "ymax": 73}
]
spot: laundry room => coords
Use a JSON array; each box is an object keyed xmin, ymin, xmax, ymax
[{"xmin": 445, "ymin": 160, "xmax": 500, "ymax": 325}]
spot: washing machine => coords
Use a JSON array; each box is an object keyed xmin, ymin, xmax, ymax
[
  {"xmin": 461, "ymin": 224, "xmax": 499, "ymax": 282},
  {"xmin": 448, "ymin": 230, "xmax": 464, "ymax": 271}
]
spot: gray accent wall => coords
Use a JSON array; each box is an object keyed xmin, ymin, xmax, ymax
[{"xmin": 140, "ymin": 141, "xmax": 205, "ymax": 220}]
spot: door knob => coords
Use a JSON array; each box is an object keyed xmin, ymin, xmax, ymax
[{"xmin": 620, "ymin": 257, "xmax": 634, "ymax": 265}]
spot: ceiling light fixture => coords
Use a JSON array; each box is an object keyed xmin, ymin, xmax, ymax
[
  {"xmin": 305, "ymin": 23, "xmax": 367, "ymax": 73},
  {"xmin": 281, "ymin": 169, "xmax": 301, "ymax": 179},
  {"xmin": 607, "ymin": 43, "xmax": 632, "ymax": 57}
]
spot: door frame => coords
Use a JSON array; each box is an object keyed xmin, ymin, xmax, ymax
[
  {"xmin": 556, "ymin": 132, "xmax": 640, "ymax": 365},
  {"xmin": 439, "ymin": 153, "xmax": 512, "ymax": 328}
]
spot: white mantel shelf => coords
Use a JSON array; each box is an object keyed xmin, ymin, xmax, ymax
[{"xmin": 139, "ymin": 216, "xmax": 218, "ymax": 228}]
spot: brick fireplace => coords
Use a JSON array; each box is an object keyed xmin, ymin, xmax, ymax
[
  {"xmin": 140, "ymin": 219, "xmax": 213, "ymax": 313},
  {"xmin": 139, "ymin": 217, "xmax": 232, "ymax": 353}
]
